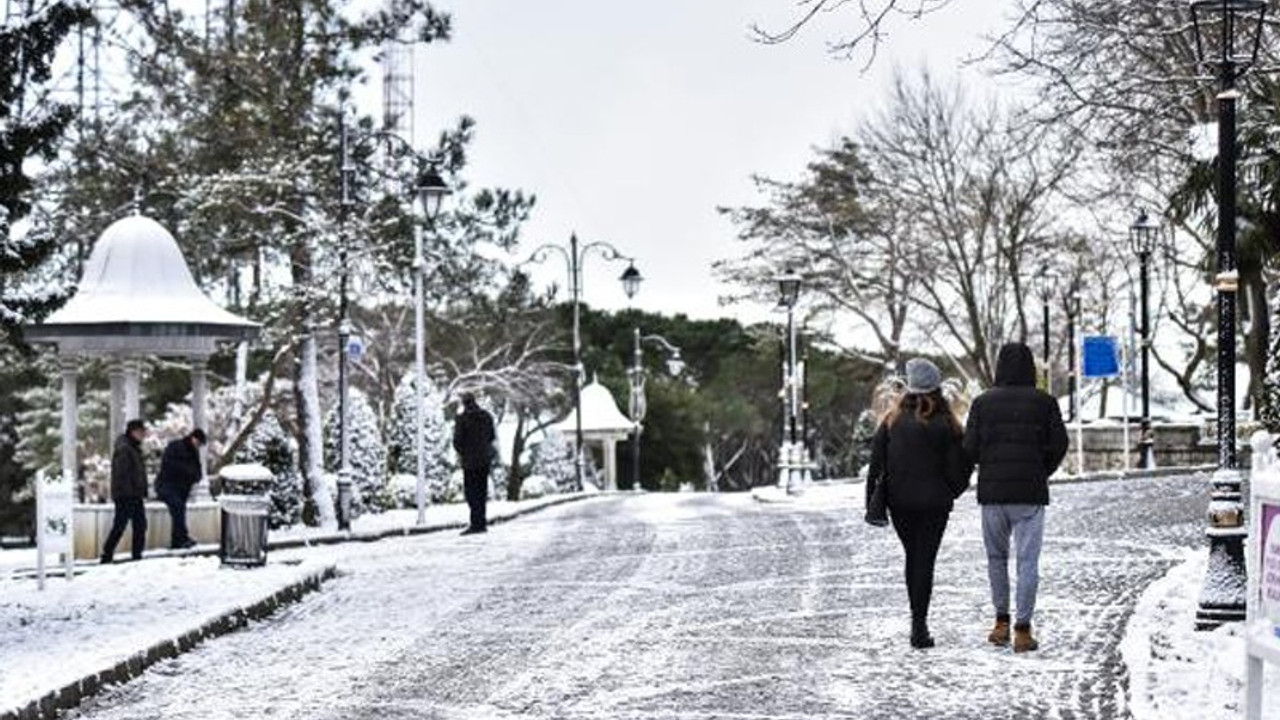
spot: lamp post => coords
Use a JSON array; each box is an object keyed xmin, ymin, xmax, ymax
[
  {"xmin": 1038, "ymin": 265, "xmax": 1060, "ymax": 395},
  {"xmin": 1189, "ymin": 0, "xmax": 1266, "ymax": 629},
  {"xmin": 1066, "ymin": 285, "xmax": 1080, "ymax": 424},
  {"xmin": 525, "ymin": 236, "xmax": 641, "ymax": 491},
  {"xmin": 1130, "ymin": 210, "xmax": 1160, "ymax": 469},
  {"xmin": 775, "ymin": 273, "xmax": 806, "ymax": 494},
  {"xmin": 628, "ymin": 329, "xmax": 684, "ymax": 491},
  {"xmin": 336, "ymin": 117, "xmax": 450, "ymax": 529},
  {"xmin": 413, "ymin": 162, "xmax": 451, "ymax": 525}
]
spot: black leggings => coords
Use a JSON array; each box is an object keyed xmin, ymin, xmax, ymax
[{"xmin": 890, "ymin": 508, "xmax": 950, "ymax": 623}]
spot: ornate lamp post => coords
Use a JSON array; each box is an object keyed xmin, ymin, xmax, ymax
[
  {"xmin": 775, "ymin": 273, "xmax": 807, "ymax": 494},
  {"xmin": 1037, "ymin": 265, "xmax": 1060, "ymax": 395},
  {"xmin": 413, "ymin": 162, "xmax": 451, "ymax": 525},
  {"xmin": 336, "ymin": 116, "xmax": 450, "ymax": 530},
  {"xmin": 1189, "ymin": 0, "xmax": 1267, "ymax": 629},
  {"xmin": 525, "ymin": 237, "xmax": 640, "ymax": 490},
  {"xmin": 627, "ymin": 329, "xmax": 684, "ymax": 491},
  {"xmin": 1130, "ymin": 210, "xmax": 1160, "ymax": 470}
]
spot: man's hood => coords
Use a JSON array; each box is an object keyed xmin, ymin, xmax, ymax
[{"xmin": 994, "ymin": 343, "xmax": 1037, "ymax": 387}]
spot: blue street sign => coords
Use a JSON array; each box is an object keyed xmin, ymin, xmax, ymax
[
  {"xmin": 346, "ymin": 337, "xmax": 366, "ymax": 361},
  {"xmin": 1083, "ymin": 335, "xmax": 1120, "ymax": 378}
]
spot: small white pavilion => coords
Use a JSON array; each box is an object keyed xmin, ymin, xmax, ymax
[
  {"xmin": 555, "ymin": 379, "xmax": 634, "ymax": 491},
  {"xmin": 26, "ymin": 214, "xmax": 260, "ymax": 505}
]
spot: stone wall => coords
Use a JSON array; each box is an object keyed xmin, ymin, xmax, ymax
[{"xmin": 1062, "ymin": 423, "xmax": 1223, "ymax": 475}]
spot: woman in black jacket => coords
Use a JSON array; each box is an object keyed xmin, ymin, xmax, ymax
[{"xmin": 867, "ymin": 358, "xmax": 972, "ymax": 649}]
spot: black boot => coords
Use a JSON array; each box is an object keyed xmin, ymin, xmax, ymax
[{"xmin": 910, "ymin": 618, "xmax": 935, "ymax": 649}]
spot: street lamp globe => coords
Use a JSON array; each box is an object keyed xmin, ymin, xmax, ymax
[
  {"xmin": 666, "ymin": 351, "xmax": 686, "ymax": 377},
  {"xmin": 777, "ymin": 273, "xmax": 802, "ymax": 308},
  {"xmin": 416, "ymin": 163, "xmax": 452, "ymax": 221},
  {"xmin": 1190, "ymin": 0, "xmax": 1268, "ymax": 71},
  {"xmin": 620, "ymin": 262, "xmax": 643, "ymax": 299},
  {"xmin": 1129, "ymin": 210, "xmax": 1160, "ymax": 257}
]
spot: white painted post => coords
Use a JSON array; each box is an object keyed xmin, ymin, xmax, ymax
[
  {"xmin": 35, "ymin": 469, "xmax": 45, "ymax": 591},
  {"xmin": 108, "ymin": 360, "xmax": 125, "ymax": 442},
  {"xmin": 1121, "ymin": 331, "xmax": 1131, "ymax": 472},
  {"xmin": 122, "ymin": 358, "xmax": 141, "ymax": 424},
  {"xmin": 1076, "ymin": 346, "xmax": 1085, "ymax": 476}
]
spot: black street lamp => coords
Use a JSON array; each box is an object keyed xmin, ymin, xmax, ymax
[
  {"xmin": 525, "ymin": 235, "xmax": 640, "ymax": 491},
  {"xmin": 1189, "ymin": 0, "xmax": 1267, "ymax": 629},
  {"xmin": 1066, "ymin": 283, "xmax": 1081, "ymax": 424},
  {"xmin": 775, "ymin": 273, "xmax": 808, "ymax": 493},
  {"xmin": 628, "ymin": 329, "xmax": 684, "ymax": 491},
  {"xmin": 1037, "ymin": 265, "xmax": 1060, "ymax": 395},
  {"xmin": 1130, "ymin": 210, "xmax": 1160, "ymax": 470}
]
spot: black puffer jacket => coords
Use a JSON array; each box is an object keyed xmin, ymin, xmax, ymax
[
  {"xmin": 963, "ymin": 343, "xmax": 1069, "ymax": 505},
  {"xmin": 110, "ymin": 433, "xmax": 148, "ymax": 500},
  {"xmin": 867, "ymin": 410, "xmax": 971, "ymax": 513},
  {"xmin": 155, "ymin": 437, "xmax": 202, "ymax": 492},
  {"xmin": 453, "ymin": 405, "xmax": 496, "ymax": 470}
]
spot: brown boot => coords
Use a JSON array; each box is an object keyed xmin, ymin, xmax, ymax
[
  {"xmin": 1013, "ymin": 622, "xmax": 1039, "ymax": 653},
  {"xmin": 987, "ymin": 615, "xmax": 1011, "ymax": 646}
]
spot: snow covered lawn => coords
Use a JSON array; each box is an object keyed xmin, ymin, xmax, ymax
[
  {"xmin": 1122, "ymin": 549, "xmax": 1280, "ymax": 720},
  {"xmin": 0, "ymin": 555, "xmax": 332, "ymax": 716}
]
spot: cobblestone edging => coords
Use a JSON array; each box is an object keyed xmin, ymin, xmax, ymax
[{"xmin": 1, "ymin": 564, "xmax": 337, "ymax": 720}]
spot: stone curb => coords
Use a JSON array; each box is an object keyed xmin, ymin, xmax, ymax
[
  {"xmin": 1050, "ymin": 464, "xmax": 1218, "ymax": 485},
  {"xmin": 1, "ymin": 564, "xmax": 337, "ymax": 720}
]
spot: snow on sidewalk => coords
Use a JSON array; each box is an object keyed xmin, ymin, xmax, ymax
[
  {"xmin": 1122, "ymin": 549, "xmax": 1280, "ymax": 720},
  {"xmin": 0, "ymin": 555, "xmax": 331, "ymax": 715}
]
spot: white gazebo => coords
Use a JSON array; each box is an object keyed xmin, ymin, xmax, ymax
[
  {"xmin": 555, "ymin": 379, "xmax": 633, "ymax": 491},
  {"xmin": 26, "ymin": 214, "xmax": 259, "ymax": 555}
]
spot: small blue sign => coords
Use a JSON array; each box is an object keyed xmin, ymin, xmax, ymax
[
  {"xmin": 346, "ymin": 337, "xmax": 366, "ymax": 361},
  {"xmin": 1083, "ymin": 336, "xmax": 1120, "ymax": 378}
]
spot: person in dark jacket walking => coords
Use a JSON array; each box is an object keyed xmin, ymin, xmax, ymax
[
  {"xmin": 453, "ymin": 393, "xmax": 496, "ymax": 535},
  {"xmin": 963, "ymin": 342, "xmax": 1069, "ymax": 653},
  {"xmin": 101, "ymin": 419, "xmax": 150, "ymax": 563},
  {"xmin": 867, "ymin": 358, "xmax": 972, "ymax": 649},
  {"xmin": 155, "ymin": 428, "xmax": 206, "ymax": 549}
]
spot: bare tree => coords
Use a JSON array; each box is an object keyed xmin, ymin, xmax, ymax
[{"xmin": 751, "ymin": 0, "xmax": 959, "ymax": 66}]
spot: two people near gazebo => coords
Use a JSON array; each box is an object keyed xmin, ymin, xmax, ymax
[
  {"xmin": 155, "ymin": 428, "xmax": 207, "ymax": 549},
  {"xmin": 453, "ymin": 393, "xmax": 496, "ymax": 536},
  {"xmin": 101, "ymin": 420, "xmax": 149, "ymax": 563}
]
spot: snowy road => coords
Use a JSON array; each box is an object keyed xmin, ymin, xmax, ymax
[{"xmin": 68, "ymin": 477, "xmax": 1207, "ymax": 720}]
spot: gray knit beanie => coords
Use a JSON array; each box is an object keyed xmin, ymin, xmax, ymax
[{"xmin": 904, "ymin": 358, "xmax": 942, "ymax": 395}]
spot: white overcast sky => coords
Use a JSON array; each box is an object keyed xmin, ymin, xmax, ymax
[{"xmin": 405, "ymin": 1, "xmax": 1012, "ymax": 320}]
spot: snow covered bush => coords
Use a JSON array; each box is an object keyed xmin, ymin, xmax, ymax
[
  {"xmin": 231, "ymin": 411, "xmax": 303, "ymax": 528},
  {"xmin": 531, "ymin": 430, "xmax": 577, "ymax": 494},
  {"xmin": 385, "ymin": 372, "xmax": 454, "ymax": 504},
  {"xmin": 519, "ymin": 473, "xmax": 557, "ymax": 500},
  {"xmin": 322, "ymin": 387, "xmax": 387, "ymax": 516}
]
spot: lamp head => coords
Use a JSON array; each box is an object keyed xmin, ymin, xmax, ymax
[
  {"xmin": 619, "ymin": 262, "xmax": 643, "ymax": 300},
  {"xmin": 416, "ymin": 162, "xmax": 452, "ymax": 221},
  {"xmin": 1189, "ymin": 0, "xmax": 1268, "ymax": 74},
  {"xmin": 1129, "ymin": 209, "xmax": 1161, "ymax": 257},
  {"xmin": 776, "ymin": 273, "xmax": 802, "ymax": 308}
]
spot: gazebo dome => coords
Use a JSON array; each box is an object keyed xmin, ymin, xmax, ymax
[
  {"xmin": 27, "ymin": 214, "xmax": 259, "ymax": 355},
  {"xmin": 557, "ymin": 380, "xmax": 634, "ymax": 435}
]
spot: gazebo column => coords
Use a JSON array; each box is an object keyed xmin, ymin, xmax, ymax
[
  {"xmin": 602, "ymin": 439, "xmax": 618, "ymax": 492},
  {"xmin": 190, "ymin": 358, "xmax": 211, "ymax": 500},
  {"xmin": 108, "ymin": 360, "xmax": 125, "ymax": 440},
  {"xmin": 122, "ymin": 358, "xmax": 141, "ymax": 423},
  {"xmin": 60, "ymin": 359, "xmax": 79, "ymax": 490}
]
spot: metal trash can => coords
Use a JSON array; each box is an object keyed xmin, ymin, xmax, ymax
[{"xmin": 218, "ymin": 464, "xmax": 273, "ymax": 567}]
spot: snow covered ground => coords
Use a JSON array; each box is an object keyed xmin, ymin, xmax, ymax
[
  {"xmin": 0, "ymin": 554, "xmax": 332, "ymax": 715},
  {"xmin": 1122, "ymin": 549, "xmax": 1280, "ymax": 720}
]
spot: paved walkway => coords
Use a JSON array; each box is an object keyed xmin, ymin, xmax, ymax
[{"xmin": 65, "ymin": 476, "xmax": 1209, "ymax": 719}]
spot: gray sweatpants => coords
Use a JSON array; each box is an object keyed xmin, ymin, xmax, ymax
[{"xmin": 981, "ymin": 504, "xmax": 1045, "ymax": 625}]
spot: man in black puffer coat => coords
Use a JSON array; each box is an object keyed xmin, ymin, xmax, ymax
[
  {"xmin": 963, "ymin": 342, "xmax": 1068, "ymax": 653},
  {"xmin": 155, "ymin": 428, "xmax": 206, "ymax": 549},
  {"xmin": 453, "ymin": 393, "xmax": 496, "ymax": 535},
  {"xmin": 101, "ymin": 419, "xmax": 149, "ymax": 563}
]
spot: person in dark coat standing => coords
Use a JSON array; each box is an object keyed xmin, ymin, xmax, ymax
[
  {"xmin": 867, "ymin": 358, "xmax": 972, "ymax": 649},
  {"xmin": 101, "ymin": 419, "xmax": 149, "ymax": 563},
  {"xmin": 963, "ymin": 342, "xmax": 1069, "ymax": 653},
  {"xmin": 155, "ymin": 428, "xmax": 206, "ymax": 549},
  {"xmin": 453, "ymin": 393, "xmax": 496, "ymax": 535}
]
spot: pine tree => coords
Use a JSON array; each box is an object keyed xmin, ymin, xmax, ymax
[
  {"xmin": 323, "ymin": 387, "xmax": 387, "ymax": 516},
  {"xmin": 233, "ymin": 411, "xmax": 303, "ymax": 528},
  {"xmin": 0, "ymin": 3, "xmax": 92, "ymax": 343},
  {"xmin": 532, "ymin": 429, "xmax": 577, "ymax": 494},
  {"xmin": 1260, "ymin": 308, "xmax": 1280, "ymax": 436},
  {"xmin": 386, "ymin": 371, "xmax": 453, "ymax": 504}
]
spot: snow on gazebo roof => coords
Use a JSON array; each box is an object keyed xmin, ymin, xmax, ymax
[
  {"xmin": 26, "ymin": 214, "xmax": 259, "ymax": 356},
  {"xmin": 555, "ymin": 380, "xmax": 634, "ymax": 436}
]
